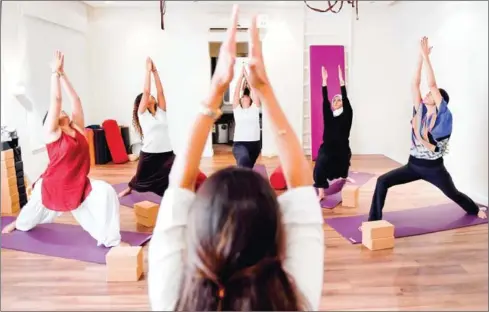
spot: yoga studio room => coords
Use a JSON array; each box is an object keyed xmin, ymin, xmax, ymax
[{"xmin": 1, "ymin": 1, "xmax": 487, "ymax": 311}]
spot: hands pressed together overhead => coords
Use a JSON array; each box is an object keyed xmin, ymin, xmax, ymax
[
  {"xmin": 52, "ymin": 50, "xmax": 64, "ymax": 74},
  {"xmin": 211, "ymin": 5, "xmax": 270, "ymax": 100},
  {"xmin": 420, "ymin": 36, "xmax": 433, "ymax": 58}
]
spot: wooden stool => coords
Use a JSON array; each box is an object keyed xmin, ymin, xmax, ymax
[
  {"xmin": 106, "ymin": 246, "xmax": 143, "ymax": 282},
  {"xmin": 361, "ymin": 220, "xmax": 395, "ymax": 251}
]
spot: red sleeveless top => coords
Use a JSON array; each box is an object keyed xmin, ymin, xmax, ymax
[{"xmin": 38, "ymin": 129, "xmax": 92, "ymax": 212}]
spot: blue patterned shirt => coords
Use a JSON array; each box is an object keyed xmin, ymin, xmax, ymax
[{"xmin": 410, "ymin": 99, "xmax": 452, "ymax": 160}]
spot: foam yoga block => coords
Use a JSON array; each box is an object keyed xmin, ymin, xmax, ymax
[
  {"xmin": 341, "ymin": 185, "xmax": 359, "ymax": 207},
  {"xmin": 134, "ymin": 201, "xmax": 159, "ymax": 228},
  {"xmin": 270, "ymin": 166, "xmax": 286, "ymax": 190},
  {"xmin": 361, "ymin": 220, "xmax": 395, "ymax": 251},
  {"xmin": 106, "ymin": 246, "xmax": 144, "ymax": 282}
]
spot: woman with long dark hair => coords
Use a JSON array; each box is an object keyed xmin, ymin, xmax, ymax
[
  {"xmin": 118, "ymin": 57, "xmax": 175, "ymax": 198},
  {"xmin": 2, "ymin": 51, "xmax": 124, "ymax": 247},
  {"xmin": 232, "ymin": 64, "xmax": 261, "ymax": 168},
  {"xmin": 148, "ymin": 7, "xmax": 324, "ymax": 311}
]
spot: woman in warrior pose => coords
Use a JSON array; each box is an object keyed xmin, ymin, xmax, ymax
[
  {"xmin": 364, "ymin": 37, "xmax": 486, "ymax": 225},
  {"xmin": 118, "ymin": 57, "xmax": 175, "ymax": 198},
  {"xmin": 148, "ymin": 7, "xmax": 324, "ymax": 311},
  {"xmin": 232, "ymin": 64, "xmax": 261, "ymax": 168},
  {"xmin": 2, "ymin": 51, "xmax": 125, "ymax": 247},
  {"xmin": 314, "ymin": 65, "xmax": 353, "ymax": 200}
]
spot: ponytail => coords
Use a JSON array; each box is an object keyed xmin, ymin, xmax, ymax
[{"xmin": 176, "ymin": 257, "xmax": 307, "ymax": 311}]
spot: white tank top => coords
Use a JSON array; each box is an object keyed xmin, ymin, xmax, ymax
[
  {"xmin": 138, "ymin": 107, "xmax": 172, "ymax": 153},
  {"xmin": 233, "ymin": 105, "xmax": 260, "ymax": 142}
]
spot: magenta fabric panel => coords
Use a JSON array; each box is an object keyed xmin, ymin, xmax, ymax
[{"xmin": 309, "ymin": 45, "xmax": 345, "ymax": 160}]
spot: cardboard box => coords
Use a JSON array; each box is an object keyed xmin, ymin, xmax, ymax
[
  {"xmin": 361, "ymin": 220, "xmax": 395, "ymax": 240},
  {"xmin": 341, "ymin": 184, "xmax": 359, "ymax": 207},
  {"xmin": 363, "ymin": 237, "xmax": 395, "ymax": 251}
]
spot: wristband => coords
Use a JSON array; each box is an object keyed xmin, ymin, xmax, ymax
[{"xmin": 199, "ymin": 105, "xmax": 222, "ymax": 120}]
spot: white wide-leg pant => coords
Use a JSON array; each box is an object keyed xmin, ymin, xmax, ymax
[{"xmin": 15, "ymin": 178, "xmax": 122, "ymax": 247}]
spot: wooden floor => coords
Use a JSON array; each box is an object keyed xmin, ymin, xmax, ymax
[{"xmin": 1, "ymin": 154, "xmax": 487, "ymax": 311}]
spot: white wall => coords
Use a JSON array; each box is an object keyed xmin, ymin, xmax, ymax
[
  {"xmin": 87, "ymin": 2, "xmax": 212, "ymax": 156},
  {"xmin": 1, "ymin": 1, "xmax": 89, "ymax": 181},
  {"xmin": 351, "ymin": 1, "xmax": 488, "ymax": 204},
  {"xmin": 87, "ymin": 2, "xmax": 304, "ymax": 158}
]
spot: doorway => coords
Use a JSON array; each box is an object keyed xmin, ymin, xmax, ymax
[{"xmin": 209, "ymin": 41, "xmax": 262, "ymax": 156}]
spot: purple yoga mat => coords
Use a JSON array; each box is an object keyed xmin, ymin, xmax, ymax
[
  {"xmin": 114, "ymin": 165, "xmax": 268, "ymax": 208},
  {"xmin": 113, "ymin": 183, "xmax": 162, "ymax": 208},
  {"xmin": 320, "ymin": 171, "xmax": 375, "ymax": 209},
  {"xmin": 325, "ymin": 203, "xmax": 488, "ymax": 244},
  {"xmin": 310, "ymin": 45, "xmax": 346, "ymax": 160},
  {"xmin": 1, "ymin": 216, "xmax": 151, "ymax": 264}
]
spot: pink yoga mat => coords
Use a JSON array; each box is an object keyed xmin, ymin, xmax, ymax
[
  {"xmin": 320, "ymin": 171, "xmax": 375, "ymax": 209},
  {"xmin": 309, "ymin": 45, "xmax": 346, "ymax": 160},
  {"xmin": 0, "ymin": 216, "xmax": 151, "ymax": 264},
  {"xmin": 325, "ymin": 203, "xmax": 488, "ymax": 244},
  {"xmin": 114, "ymin": 164, "xmax": 269, "ymax": 208}
]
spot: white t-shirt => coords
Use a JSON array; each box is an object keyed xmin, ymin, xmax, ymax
[
  {"xmin": 138, "ymin": 107, "xmax": 172, "ymax": 153},
  {"xmin": 148, "ymin": 186, "xmax": 324, "ymax": 311},
  {"xmin": 233, "ymin": 105, "xmax": 261, "ymax": 142}
]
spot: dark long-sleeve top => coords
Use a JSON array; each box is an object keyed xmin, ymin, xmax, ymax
[{"xmin": 321, "ymin": 85, "xmax": 353, "ymax": 151}]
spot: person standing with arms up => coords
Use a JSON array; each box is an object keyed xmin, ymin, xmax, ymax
[
  {"xmin": 364, "ymin": 37, "xmax": 486, "ymax": 226},
  {"xmin": 232, "ymin": 65, "xmax": 261, "ymax": 168},
  {"xmin": 314, "ymin": 65, "xmax": 353, "ymax": 200}
]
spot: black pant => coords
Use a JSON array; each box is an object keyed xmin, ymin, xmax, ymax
[
  {"xmin": 313, "ymin": 145, "xmax": 351, "ymax": 189},
  {"xmin": 368, "ymin": 161, "xmax": 480, "ymax": 221},
  {"xmin": 233, "ymin": 141, "xmax": 261, "ymax": 169}
]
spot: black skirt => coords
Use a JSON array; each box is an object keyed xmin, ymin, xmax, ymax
[
  {"xmin": 313, "ymin": 144, "xmax": 351, "ymax": 189},
  {"xmin": 129, "ymin": 150, "xmax": 175, "ymax": 196}
]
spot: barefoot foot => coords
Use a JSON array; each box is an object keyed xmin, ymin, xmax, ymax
[
  {"xmin": 118, "ymin": 187, "xmax": 132, "ymax": 198},
  {"xmin": 118, "ymin": 241, "xmax": 131, "ymax": 247},
  {"xmin": 477, "ymin": 210, "xmax": 487, "ymax": 219},
  {"xmin": 2, "ymin": 222, "xmax": 16, "ymax": 234},
  {"xmin": 317, "ymin": 188, "xmax": 325, "ymax": 201}
]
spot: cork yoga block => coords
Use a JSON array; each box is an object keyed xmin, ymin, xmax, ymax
[
  {"xmin": 362, "ymin": 220, "xmax": 395, "ymax": 251},
  {"xmin": 135, "ymin": 214, "xmax": 156, "ymax": 228},
  {"xmin": 1, "ymin": 188, "xmax": 20, "ymax": 215},
  {"xmin": 1, "ymin": 149, "xmax": 14, "ymax": 161},
  {"xmin": 134, "ymin": 201, "xmax": 159, "ymax": 219},
  {"xmin": 341, "ymin": 184, "xmax": 359, "ymax": 207},
  {"xmin": 107, "ymin": 265, "xmax": 144, "ymax": 282},
  {"xmin": 106, "ymin": 246, "xmax": 144, "ymax": 282},
  {"xmin": 361, "ymin": 220, "xmax": 395, "ymax": 240},
  {"xmin": 363, "ymin": 237, "xmax": 395, "ymax": 251}
]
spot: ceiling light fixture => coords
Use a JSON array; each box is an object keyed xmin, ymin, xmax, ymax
[{"xmin": 303, "ymin": 0, "xmax": 359, "ymax": 20}]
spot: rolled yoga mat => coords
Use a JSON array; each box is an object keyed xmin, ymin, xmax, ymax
[
  {"xmin": 0, "ymin": 216, "xmax": 152, "ymax": 264},
  {"xmin": 320, "ymin": 171, "xmax": 376, "ymax": 209},
  {"xmin": 325, "ymin": 203, "xmax": 488, "ymax": 244},
  {"xmin": 114, "ymin": 165, "xmax": 267, "ymax": 208}
]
